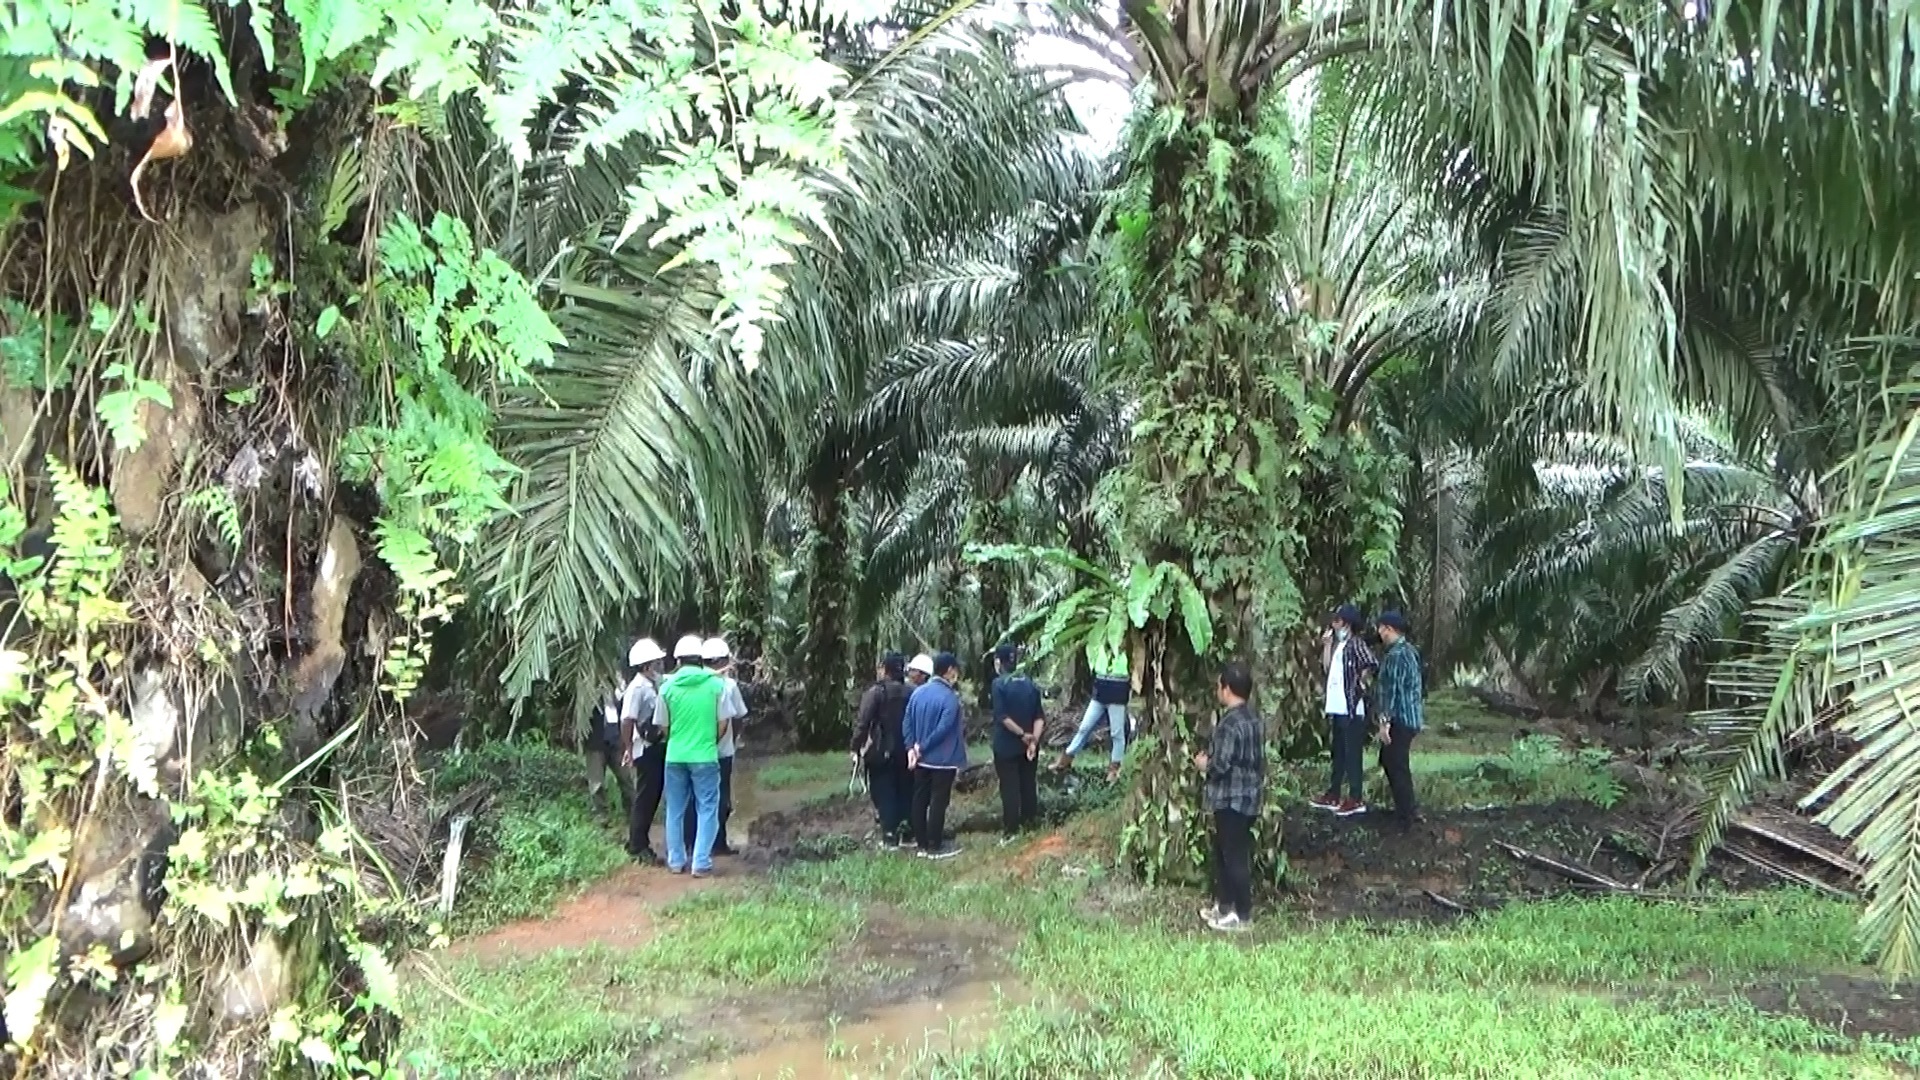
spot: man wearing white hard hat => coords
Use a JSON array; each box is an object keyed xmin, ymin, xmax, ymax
[
  {"xmin": 621, "ymin": 637, "xmax": 670, "ymax": 863},
  {"xmin": 660, "ymin": 633, "xmax": 727, "ymax": 875},
  {"xmin": 906, "ymin": 653, "xmax": 934, "ymax": 687},
  {"xmin": 680, "ymin": 637, "xmax": 746, "ymax": 856}
]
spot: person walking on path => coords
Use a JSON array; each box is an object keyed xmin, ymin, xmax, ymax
[
  {"xmin": 622, "ymin": 637, "xmax": 669, "ymax": 863},
  {"xmin": 989, "ymin": 644, "xmax": 1045, "ymax": 840},
  {"xmin": 588, "ymin": 679, "xmax": 636, "ymax": 820},
  {"xmin": 852, "ymin": 652, "xmax": 914, "ymax": 847},
  {"xmin": 904, "ymin": 651, "xmax": 967, "ymax": 860},
  {"xmin": 1373, "ymin": 611, "xmax": 1425, "ymax": 831},
  {"xmin": 680, "ymin": 637, "xmax": 746, "ymax": 856},
  {"xmin": 1310, "ymin": 604, "xmax": 1378, "ymax": 818},
  {"xmin": 1053, "ymin": 660, "xmax": 1131, "ymax": 782},
  {"xmin": 1197, "ymin": 660, "xmax": 1264, "ymax": 933},
  {"xmin": 660, "ymin": 634, "xmax": 726, "ymax": 876}
]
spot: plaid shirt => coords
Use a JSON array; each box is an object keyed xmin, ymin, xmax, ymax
[
  {"xmin": 1203, "ymin": 703, "xmax": 1265, "ymax": 816},
  {"xmin": 1375, "ymin": 639, "xmax": 1425, "ymax": 731},
  {"xmin": 1326, "ymin": 633, "xmax": 1378, "ymax": 718}
]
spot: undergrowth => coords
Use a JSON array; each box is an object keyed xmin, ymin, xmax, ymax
[{"xmin": 431, "ymin": 741, "xmax": 626, "ymax": 930}]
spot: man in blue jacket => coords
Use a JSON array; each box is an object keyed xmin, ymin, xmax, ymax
[{"xmin": 904, "ymin": 651, "xmax": 967, "ymax": 860}]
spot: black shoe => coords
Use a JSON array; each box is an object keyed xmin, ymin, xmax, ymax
[{"xmin": 632, "ymin": 848, "xmax": 661, "ymax": 865}]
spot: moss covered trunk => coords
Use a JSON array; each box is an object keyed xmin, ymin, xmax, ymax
[
  {"xmin": 0, "ymin": 53, "xmax": 439, "ymax": 1075},
  {"xmin": 1114, "ymin": 108, "xmax": 1348, "ymax": 885},
  {"xmin": 796, "ymin": 482, "xmax": 853, "ymax": 749}
]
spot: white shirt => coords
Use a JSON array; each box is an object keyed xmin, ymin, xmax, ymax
[
  {"xmin": 620, "ymin": 675, "xmax": 666, "ymax": 764},
  {"xmin": 717, "ymin": 676, "xmax": 747, "ymax": 758},
  {"xmin": 1325, "ymin": 638, "xmax": 1349, "ymax": 716}
]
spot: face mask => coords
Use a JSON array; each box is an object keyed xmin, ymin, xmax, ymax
[{"xmin": 1335, "ymin": 626, "xmax": 1351, "ymax": 640}]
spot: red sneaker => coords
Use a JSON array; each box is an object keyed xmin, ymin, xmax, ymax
[
  {"xmin": 1309, "ymin": 791, "xmax": 1341, "ymax": 811},
  {"xmin": 1335, "ymin": 799, "xmax": 1368, "ymax": 817}
]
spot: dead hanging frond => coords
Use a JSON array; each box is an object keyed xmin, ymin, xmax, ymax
[{"xmin": 130, "ymin": 50, "xmax": 192, "ymax": 224}]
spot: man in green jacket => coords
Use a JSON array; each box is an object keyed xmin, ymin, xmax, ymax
[{"xmin": 660, "ymin": 634, "xmax": 727, "ymax": 875}]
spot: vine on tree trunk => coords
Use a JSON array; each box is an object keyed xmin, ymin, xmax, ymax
[{"xmin": 1100, "ymin": 98, "xmax": 1402, "ymax": 884}]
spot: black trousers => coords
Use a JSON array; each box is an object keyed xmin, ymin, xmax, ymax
[
  {"xmin": 868, "ymin": 753, "xmax": 912, "ymax": 839},
  {"xmin": 1378, "ymin": 725, "xmax": 1419, "ymax": 825},
  {"xmin": 993, "ymin": 754, "xmax": 1039, "ymax": 836},
  {"xmin": 627, "ymin": 741, "xmax": 666, "ymax": 855},
  {"xmin": 1327, "ymin": 712, "xmax": 1365, "ymax": 801},
  {"xmin": 911, "ymin": 767, "xmax": 956, "ymax": 852},
  {"xmin": 684, "ymin": 755, "xmax": 735, "ymax": 850},
  {"xmin": 1211, "ymin": 809, "xmax": 1254, "ymax": 919}
]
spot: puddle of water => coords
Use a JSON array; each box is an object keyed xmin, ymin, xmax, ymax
[{"xmin": 686, "ymin": 980, "xmax": 1023, "ymax": 1079}]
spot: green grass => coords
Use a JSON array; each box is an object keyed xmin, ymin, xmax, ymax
[
  {"xmin": 429, "ymin": 741, "xmax": 628, "ymax": 931},
  {"xmin": 621, "ymin": 885, "xmax": 860, "ymax": 987},
  {"xmin": 916, "ymin": 891, "xmax": 1905, "ymax": 1079},
  {"xmin": 753, "ymin": 750, "xmax": 854, "ymax": 791},
  {"xmin": 399, "ymin": 949, "xmax": 664, "ymax": 1079},
  {"xmin": 400, "ymin": 885, "xmax": 858, "ymax": 1076}
]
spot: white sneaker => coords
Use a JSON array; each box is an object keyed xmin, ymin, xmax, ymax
[
  {"xmin": 928, "ymin": 846, "xmax": 962, "ymax": 861},
  {"xmin": 1199, "ymin": 902, "xmax": 1223, "ymax": 922},
  {"xmin": 1206, "ymin": 911, "xmax": 1249, "ymax": 933}
]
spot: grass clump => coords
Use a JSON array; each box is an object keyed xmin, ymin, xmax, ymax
[
  {"xmin": 624, "ymin": 885, "xmax": 859, "ymax": 987},
  {"xmin": 399, "ymin": 949, "xmax": 663, "ymax": 1079},
  {"xmin": 754, "ymin": 750, "xmax": 855, "ymax": 791},
  {"xmin": 431, "ymin": 741, "xmax": 627, "ymax": 930}
]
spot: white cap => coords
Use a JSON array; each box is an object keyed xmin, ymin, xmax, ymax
[
  {"xmin": 907, "ymin": 653, "xmax": 935, "ymax": 676},
  {"xmin": 629, "ymin": 637, "xmax": 666, "ymax": 667},
  {"xmin": 672, "ymin": 634, "xmax": 705, "ymax": 659},
  {"xmin": 700, "ymin": 636, "xmax": 731, "ymax": 662}
]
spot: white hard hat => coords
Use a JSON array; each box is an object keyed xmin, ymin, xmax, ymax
[
  {"xmin": 629, "ymin": 637, "xmax": 666, "ymax": 667},
  {"xmin": 672, "ymin": 634, "xmax": 705, "ymax": 659},
  {"xmin": 907, "ymin": 653, "xmax": 935, "ymax": 676},
  {"xmin": 700, "ymin": 636, "xmax": 731, "ymax": 662}
]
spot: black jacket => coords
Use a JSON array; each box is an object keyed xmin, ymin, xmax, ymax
[{"xmin": 852, "ymin": 678, "xmax": 912, "ymax": 762}]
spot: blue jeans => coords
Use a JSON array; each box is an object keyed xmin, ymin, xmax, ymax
[
  {"xmin": 664, "ymin": 761, "xmax": 721, "ymax": 872},
  {"xmin": 1065, "ymin": 701, "xmax": 1128, "ymax": 763}
]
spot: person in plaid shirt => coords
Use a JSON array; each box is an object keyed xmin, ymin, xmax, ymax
[
  {"xmin": 1311, "ymin": 603, "xmax": 1378, "ymax": 818},
  {"xmin": 1373, "ymin": 611, "xmax": 1425, "ymax": 830},
  {"xmin": 1196, "ymin": 660, "xmax": 1264, "ymax": 932}
]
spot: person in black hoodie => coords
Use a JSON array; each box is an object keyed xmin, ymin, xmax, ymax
[{"xmin": 851, "ymin": 652, "xmax": 914, "ymax": 848}]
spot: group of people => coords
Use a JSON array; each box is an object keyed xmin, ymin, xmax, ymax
[
  {"xmin": 848, "ymin": 650, "xmax": 971, "ymax": 859},
  {"xmin": 850, "ymin": 644, "xmax": 1083, "ymax": 858},
  {"xmin": 1311, "ymin": 605, "xmax": 1425, "ymax": 829},
  {"xmin": 586, "ymin": 602, "xmax": 1424, "ymax": 933},
  {"xmin": 1196, "ymin": 606, "xmax": 1424, "ymax": 933},
  {"xmin": 588, "ymin": 634, "xmax": 748, "ymax": 876}
]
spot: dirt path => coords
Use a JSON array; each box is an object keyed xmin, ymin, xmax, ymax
[{"xmin": 439, "ymin": 757, "xmax": 1027, "ymax": 1078}]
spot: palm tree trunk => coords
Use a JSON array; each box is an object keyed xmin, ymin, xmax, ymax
[
  {"xmin": 1116, "ymin": 114, "xmax": 1335, "ymax": 886},
  {"xmin": 796, "ymin": 482, "xmax": 853, "ymax": 749}
]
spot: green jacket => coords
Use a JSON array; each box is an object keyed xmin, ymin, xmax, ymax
[{"xmin": 661, "ymin": 665, "xmax": 724, "ymax": 764}]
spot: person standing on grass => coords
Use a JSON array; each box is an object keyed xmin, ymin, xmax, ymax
[
  {"xmin": 852, "ymin": 652, "xmax": 914, "ymax": 848},
  {"xmin": 660, "ymin": 633, "xmax": 726, "ymax": 876},
  {"xmin": 904, "ymin": 651, "xmax": 967, "ymax": 860},
  {"xmin": 1053, "ymin": 659, "xmax": 1130, "ymax": 783},
  {"xmin": 1310, "ymin": 604, "xmax": 1378, "ymax": 818},
  {"xmin": 679, "ymin": 637, "xmax": 745, "ymax": 857},
  {"xmin": 1197, "ymin": 660, "xmax": 1264, "ymax": 933},
  {"xmin": 622, "ymin": 637, "xmax": 670, "ymax": 863},
  {"xmin": 1373, "ymin": 611, "xmax": 1425, "ymax": 831},
  {"xmin": 989, "ymin": 644, "xmax": 1045, "ymax": 842},
  {"xmin": 587, "ymin": 676, "xmax": 636, "ymax": 819}
]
